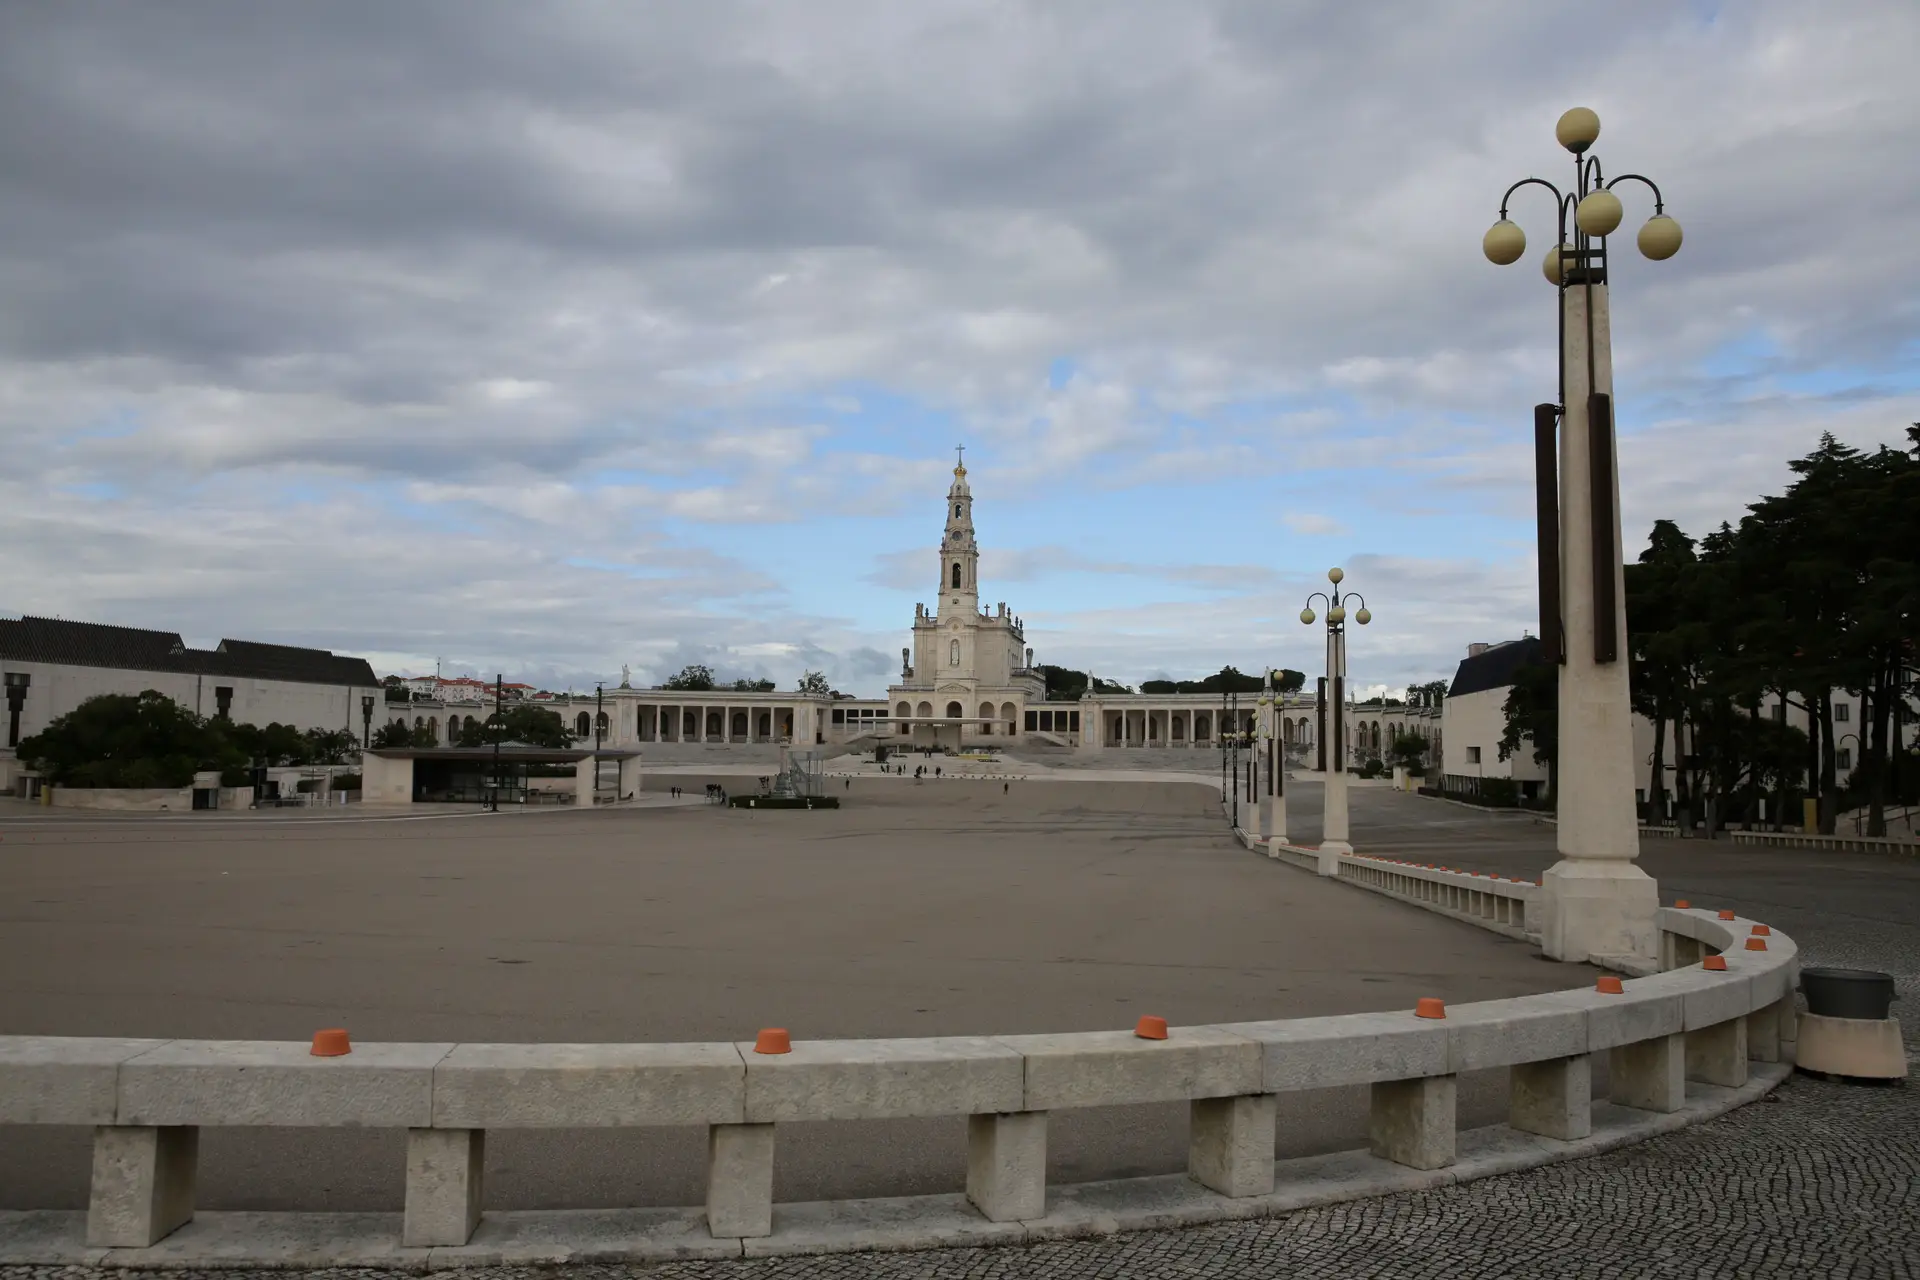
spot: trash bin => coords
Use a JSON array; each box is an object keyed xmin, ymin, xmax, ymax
[{"xmin": 1800, "ymin": 967, "xmax": 1897, "ymax": 1021}]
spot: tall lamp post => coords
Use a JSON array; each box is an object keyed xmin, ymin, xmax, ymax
[
  {"xmin": 1300, "ymin": 567, "xmax": 1369, "ymax": 861},
  {"xmin": 1257, "ymin": 668, "xmax": 1288, "ymax": 845},
  {"xmin": 1483, "ymin": 107, "xmax": 1682, "ymax": 964}
]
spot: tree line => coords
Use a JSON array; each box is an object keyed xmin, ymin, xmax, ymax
[
  {"xmin": 19, "ymin": 691, "xmax": 361, "ymax": 788},
  {"xmin": 1502, "ymin": 426, "xmax": 1920, "ymax": 835}
]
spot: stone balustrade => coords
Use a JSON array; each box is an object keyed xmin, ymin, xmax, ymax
[{"xmin": 0, "ymin": 909, "xmax": 1795, "ymax": 1260}]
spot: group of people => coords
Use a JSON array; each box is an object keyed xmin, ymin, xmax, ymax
[{"xmin": 663, "ymin": 783, "xmax": 727, "ymax": 803}]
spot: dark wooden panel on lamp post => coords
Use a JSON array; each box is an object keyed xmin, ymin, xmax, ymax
[
  {"xmin": 1588, "ymin": 392, "xmax": 1618, "ymax": 664},
  {"xmin": 1534, "ymin": 403, "xmax": 1562, "ymax": 664}
]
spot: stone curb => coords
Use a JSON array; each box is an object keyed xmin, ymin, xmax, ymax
[{"xmin": 0, "ymin": 1064, "xmax": 1790, "ymax": 1270}]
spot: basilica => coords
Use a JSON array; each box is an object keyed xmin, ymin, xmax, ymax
[{"xmin": 885, "ymin": 453, "xmax": 1047, "ymax": 747}]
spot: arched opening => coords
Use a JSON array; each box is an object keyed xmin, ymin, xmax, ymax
[
  {"xmin": 897, "ymin": 701, "xmax": 913, "ymax": 735},
  {"xmin": 945, "ymin": 701, "xmax": 963, "ymax": 719},
  {"xmin": 978, "ymin": 702, "xmax": 994, "ymax": 735},
  {"xmin": 952, "ymin": 562, "xmax": 962, "ymax": 589},
  {"xmin": 1194, "ymin": 713, "xmax": 1210, "ymax": 741},
  {"xmin": 1172, "ymin": 713, "xmax": 1185, "ymax": 741},
  {"xmin": 706, "ymin": 711, "xmax": 724, "ymax": 738},
  {"xmin": 576, "ymin": 712, "xmax": 591, "ymax": 738},
  {"xmin": 731, "ymin": 712, "xmax": 748, "ymax": 740},
  {"xmin": 682, "ymin": 710, "xmax": 698, "ymax": 739},
  {"xmin": 757, "ymin": 713, "xmax": 771, "ymax": 738},
  {"xmin": 414, "ymin": 716, "xmax": 423, "ymax": 730},
  {"xmin": 916, "ymin": 701, "xmax": 932, "ymax": 718},
  {"xmin": 595, "ymin": 712, "xmax": 609, "ymax": 739},
  {"xmin": 427, "ymin": 717, "xmax": 439, "ymax": 741},
  {"xmin": 1001, "ymin": 701, "xmax": 1017, "ymax": 732}
]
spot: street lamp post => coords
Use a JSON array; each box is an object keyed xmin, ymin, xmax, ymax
[
  {"xmin": 1483, "ymin": 107, "xmax": 1682, "ymax": 964},
  {"xmin": 1300, "ymin": 567, "xmax": 1370, "ymax": 865},
  {"xmin": 1257, "ymin": 668, "xmax": 1288, "ymax": 845}
]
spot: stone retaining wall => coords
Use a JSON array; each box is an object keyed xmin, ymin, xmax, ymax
[{"xmin": 0, "ymin": 905, "xmax": 1796, "ymax": 1264}]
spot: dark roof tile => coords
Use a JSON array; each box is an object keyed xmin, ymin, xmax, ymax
[
  {"xmin": 0, "ymin": 615, "xmax": 375, "ymax": 687},
  {"xmin": 1447, "ymin": 637, "xmax": 1544, "ymax": 699}
]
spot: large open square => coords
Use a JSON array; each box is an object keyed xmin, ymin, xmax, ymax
[{"xmin": 0, "ymin": 778, "xmax": 1592, "ymax": 1215}]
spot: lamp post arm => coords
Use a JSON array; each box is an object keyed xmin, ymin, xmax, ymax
[
  {"xmin": 1497, "ymin": 176, "xmax": 1565, "ymax": 220},
  {"xmin": 1604, "ymin": 172, "xmax": 1668, "ymax": 215}
]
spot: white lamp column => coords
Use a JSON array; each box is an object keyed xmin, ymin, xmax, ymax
[
  {"xmin": 1483, "ymin": 107, "xmax": 1681, "ymax": 966},
  {"xmin": 1301, "ymin": 568, "xmax": 1369, "ymax": 866}
]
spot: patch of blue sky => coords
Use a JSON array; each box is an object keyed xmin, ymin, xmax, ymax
[
  {"xmin": 1696, "ymin": 328, "xmax": 1781, "ymax": 380},
  {"xmin": 61, "ymin": 411, "xmax": 144, "ymax": 443},
  {"xmin": 59, "ymin": 481, "xmax": 121, "ymax": 501}
]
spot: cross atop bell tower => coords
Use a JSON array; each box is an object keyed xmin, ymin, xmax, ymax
[{"xmin": 938, "ymin": 446, "xmax": 978, "ymax": 615}]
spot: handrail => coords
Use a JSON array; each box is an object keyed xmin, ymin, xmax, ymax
[{"xmin": 0, "ymin": 909, "xmax": 1796, "ymax": 1257}]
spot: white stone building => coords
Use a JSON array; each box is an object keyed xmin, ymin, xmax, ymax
[{"xmin": 2, "ymin": 615, "xmax": 382, "ymax": 795}]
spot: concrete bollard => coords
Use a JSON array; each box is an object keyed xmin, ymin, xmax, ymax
[
  {"xmin": 1188, "ymin": 1094, "xmax": 1277, "ymax": 1197},
  {"xmin": 1686, "ymin": 1019, "xmax": 1749, "ymax": 1089},
  {"xmin": 706, "ymin": 1122, "xmax": 775, "ymax": 1238},
  {"xmin": 86, "ymin": 1125, "xmax": 197, "ymax": 1248},
  {"xmin": 1609, "ymin": 1032, "xmax": 1684, "ymax": 1112},
  {"xmin": 1508, "ymin": 1054, "xmax": 1592, "ymax": 1141},
  {"xmin": 966, "ymin": 1110, "xmax": 1046, "ymax": 1222},
  {"xmin": 403, "ymin": 1128, "xmax": 485, "ymax": 1247},
  {"xmin": 1368, "ymin": 1076, "xmax": 1455, "ymax": 1170}
]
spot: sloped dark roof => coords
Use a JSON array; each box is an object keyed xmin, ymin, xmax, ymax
[
  {"xmin": 0, "ymin": 616, "xmax": 187, "ymax": 670},
  {"xmin": 1447, "ymin": 637, "xmax": 1545, "ymax": 699},
  {"xmin": 201, "ymin": 638, "xmax": 376, "ymax": 686},
  {"xmin": 0, "ymin": 616, "xmax": 376, "ymax": 687}
]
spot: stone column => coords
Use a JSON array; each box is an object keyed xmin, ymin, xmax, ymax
[
  {"xmin": 966, "ymin": 1111, "xmax": 1046, "ymax": 1221},
  {"xmin": 1321, "ymin": 625, "xmax": 1352, "ymax": 855},
  {"xmin": 1541, "ymin": 281, "xmax": 1658, "ymax": 965},
  {"xmin": 87, "ymin": 1125, "xmax": 197, "ymax": 1247},
  {"xmin": 1509, "ymin": 1055, "xmax": 1592, "ymax": 1141},
  {"xmin": 1368, "ymin": 1076, "xmax": 1454, "ymax": 1169},
  {"xmin": 1609, "ymin": 1032, "xmax": 1684, "ymax": 1112},
  {"xmin": 706, "ymin": 1123, "xmax": 774, "ymax": 1238},
  {"xmin": 403, "ymin": 1128, "xmax": 484, "ymax": 1247},
  {"xmin": 1189, "ymin": 1094, "xmax": 1276, "ymax": 1196}
]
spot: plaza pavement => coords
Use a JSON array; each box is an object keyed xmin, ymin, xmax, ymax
[
  {"xmin": 0, "ymin": 779, "xmax": 1586, "ymax": 1218},
  {"xmin": 3, "ymin": 780, "xmax": 1913, "ymax": 1277}
]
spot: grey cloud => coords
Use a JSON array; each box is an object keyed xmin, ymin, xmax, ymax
[{"xmin": 2, "ymin": 1, "xmax": 1914, "ymax": 686}]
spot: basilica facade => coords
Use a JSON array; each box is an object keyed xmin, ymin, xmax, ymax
[{"xmin": 886, "ymin": 456, "xmax": 1045, "ymax": 747}]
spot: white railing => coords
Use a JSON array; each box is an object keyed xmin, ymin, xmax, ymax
[{"xmin": 0, "ymin": 909, "xmax": 1795, "ymax": 1259}]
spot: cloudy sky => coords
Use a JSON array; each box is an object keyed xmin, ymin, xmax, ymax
[{"xmin": 2, "ymin": 2, "xmax": 1914, "ymax": 697}]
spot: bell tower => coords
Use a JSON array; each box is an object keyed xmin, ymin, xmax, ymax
[{"xmin": 938, "ymin": 446, "xmax": 979, "ymax": 619}]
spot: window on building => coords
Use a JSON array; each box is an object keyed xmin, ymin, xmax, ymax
[
  {"xmin": 1466, "ymin": 746, "xmax": 1482, "ymax": 764},
  {"xmin": 952, "ymin": 563, "xmax": 963, "ymax": 588},
  {"xmin": 1836, "ymin": 748, "xmax": 1852, "ymax": 771},
  {"xmin": 832, "ymin": 709, "xmax": 845, "ymax": 724},
  {"xmin": 1773, "ymin": 701, "xmax": 1787, "ymax": 722},
  {"xmin": 1834, "ymin": 703, "xmax": 1850, "ymax": 722}
]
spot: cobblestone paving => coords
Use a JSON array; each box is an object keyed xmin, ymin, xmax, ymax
[{"xmin": 6, "ymin": 1071, "xmax": 1912, "ymax": 1278}]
